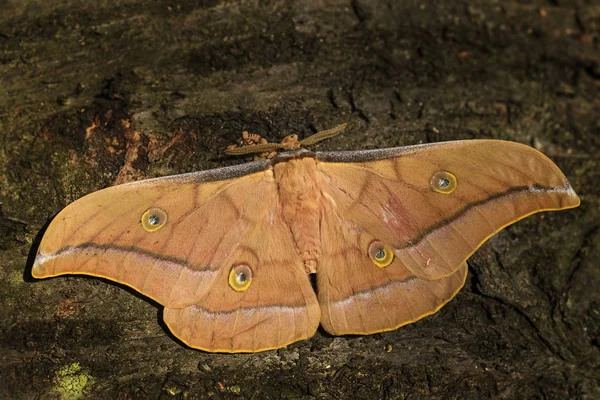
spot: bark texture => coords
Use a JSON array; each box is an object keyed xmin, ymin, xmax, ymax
[{"xmin": 1, "ymin": 0, "xmax": 598, "ymax": 399}]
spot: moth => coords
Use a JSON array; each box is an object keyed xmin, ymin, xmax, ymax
[{"xmin": 32, "ymin": 124, "xmax": 580, "ymax": 352}]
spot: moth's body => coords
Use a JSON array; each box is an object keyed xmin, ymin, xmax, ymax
[
  {"xmin": 272, "ymin": 156, "xmax": 323, "ymax": 273},
  {"xmin": 32, "ymin": 139, "xmax": 579, "ymax": 353}
]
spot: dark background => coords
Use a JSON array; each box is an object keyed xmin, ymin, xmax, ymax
[{"xmin": 1, "ymin": 1, "xmax": 598, "ymax": 399}]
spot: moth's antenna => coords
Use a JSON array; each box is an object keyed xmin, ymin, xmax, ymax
[
  {"xmin": 225, "ymin": 142, "xmax": 284, "ymax": 156},
  {"xmin": 299, "ymin": 123, "xmax": 348, "ymax": 146}
]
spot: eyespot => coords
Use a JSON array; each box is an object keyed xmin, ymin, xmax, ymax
[
  {"xmin": 228, "ymin": 264, "xmax": 253, "ymax": 292},
  {"xmin": 430, "ymin": 171, "xmax": 457, "ymax": 194},
  {"xmin": 141, "ymin": 208, "xmax": 167, "ymax": 232},
  {"xmin": 368, "ymin": 241, "xmax": 394, "ymax": 268}
]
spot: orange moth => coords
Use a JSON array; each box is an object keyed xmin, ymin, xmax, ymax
[{"xmin": 32, "ymin": 124, "xmax": 580, "ymax": 352}]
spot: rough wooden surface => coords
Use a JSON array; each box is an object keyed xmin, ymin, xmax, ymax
[{"xmin": 1, "ymin": 0, "xmax": 598, "ymax": 399}]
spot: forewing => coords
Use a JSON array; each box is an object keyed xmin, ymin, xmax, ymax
[{"xmin": 317, "ymin": 140, "xmax": 580, "ymax": 280}]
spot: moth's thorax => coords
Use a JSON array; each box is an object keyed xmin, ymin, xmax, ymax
[{"xmin": 273, "ymin": 157, "xmax": 322, "ymax": 273}]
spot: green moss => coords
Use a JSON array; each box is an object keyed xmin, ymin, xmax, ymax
[
  {"xmin": 7, "ymin": 270, "xmax": 24, "ymax": 287},
  {"xmin": 53, "ymin": 362, "xmax": 95, "ymax": 400}
]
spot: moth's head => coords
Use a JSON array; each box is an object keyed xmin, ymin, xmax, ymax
[{"xmin": 224, "ymin": 123, "xmax": 347, "ymax": 160}]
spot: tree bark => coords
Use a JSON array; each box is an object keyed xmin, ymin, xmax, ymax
[{"xmin": 1, "ymin": 0, "xmax": 598, "ymax": 398}]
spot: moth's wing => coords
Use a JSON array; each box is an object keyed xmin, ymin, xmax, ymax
[
  {"xmin": 318, "ymin": 204, "xmax": 468, "ymax": 335},
  {"xmin": 162, "ymin": 204, "xmax": 320, "ymax": 353},
  {"xmin": 316, "ymin": 140, "xmax": 579, "ymax": 335},
  {"xmin": 32, "ymin": 162, "xmax": 320, "ymax": 352}
]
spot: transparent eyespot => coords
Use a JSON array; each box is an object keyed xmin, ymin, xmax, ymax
[
  {"xmin": 430, "ymin": 171, "xmax": 457, "ymax": 194},
  {"xmin": 228, "ymin": 264, "xmax": 253, "ymax": 292},
  {"xmin": 368, "ymin": 241, "xmax": 394, "ymax": 268},
  {"xmin": 141, "ymin": 208, "xmax": 168, "ymax": 232}
]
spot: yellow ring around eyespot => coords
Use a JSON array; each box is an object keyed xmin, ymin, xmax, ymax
[
  {"xmin": 141, "ymin": 208, "xmax": 167, "ymax": 232},
  {"xmin": 430, "ymin": 171, "xmax": 457, "ymax": 194},
  {"xmin": 369, "ymin": 241, "xmax": 394, "ymax": 268},
  {"xmin": 228, "ymin": 265, "xmax": 252, "ymax": 292}
]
